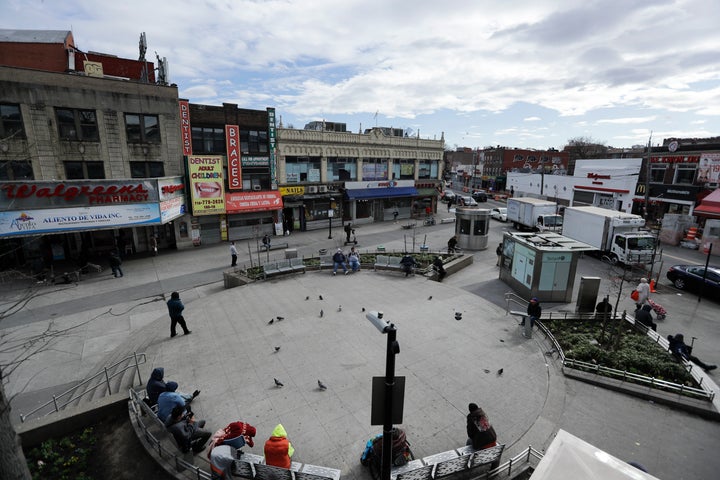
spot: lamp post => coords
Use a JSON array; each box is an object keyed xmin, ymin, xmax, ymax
[
  {"xmin": 328, "ymin": 197, "xmax": 335, "ymax": 239},
  {"xmin": 366, "ymin": 311, "xmax": 400, "ymax": 480}
]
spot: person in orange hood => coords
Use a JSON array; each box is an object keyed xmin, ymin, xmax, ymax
[{"xmin": 264, "ymin": 424, "xmax": 295, "ymax": 468}]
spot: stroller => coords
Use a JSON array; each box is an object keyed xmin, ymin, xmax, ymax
[
  {"xmin": 361, "ymin": 428, "xmax": 415, "ymax": 480},
  {"xmin": 647, "ymin": 299, "xmax": 667, "ymax": 321}
]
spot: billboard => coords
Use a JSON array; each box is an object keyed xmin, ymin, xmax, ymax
[
  {"xmin": 698, "ymin": 153, "xmax": 720, "ymax": 184},
  {"xmin": 188, "ymin": 156, "xmax": 226, "ymax": 216}
]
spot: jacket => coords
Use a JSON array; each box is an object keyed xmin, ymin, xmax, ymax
[
  {"xmin": 332, "ymin": 251, "xmax": 347, "ymax": 263},
  {"xmin": 167, "ymin": 415, "xmax": 198, "ymax": 453},
  {"xmin": 400, "ymin": 255, "xmax": 417, "ymax": 267},
  {"xmin": 264, "ymin": 424, "xmax": 294, "ymax": 468},
  {"xmin": 146, "ymin": 367, "xmax": 166, "ymax": 405},
  {"xmin": 527, "ymin": 302, "xmax": 541, "ymax": 319},
  {"xmin": 635, "ymin": 305, "xmax": 654, "ymax": 327},
  {"xmin": 158, "ymin": 391, "xmax": 186, "ymax": 423},
  {"xmin": 167, "ymin": 298, "xmax": 185, "ymax": 319},
  {"xmin": 466, "ymin": 407, "xmax": 497, "ymax": 449}
]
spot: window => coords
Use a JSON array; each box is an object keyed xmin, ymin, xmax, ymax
[
  {"xmin": 361, "ymin": 159, "xmax": 388, "ymax": 181},
  {"xmin": 240, "ymin": 130, "xmax": 269, "ymax": 154},
  {"xmin": 674, "ymin": 164, "xmax": 696, "ymax": 184},
  {"xmin": 56, "ymin": 108, "xmax": 99, "ymax": 141},
  {"xmin": 650, "ymin": 165, "xmax": 666, "ymax": 183},
  {"xmin": 130, "ymin": 161, "xmax": 165, "ymax": 178},
  {"xmin": 285, "ymin": 157, "xmax": 321, "ymax": 183},
  {"xmin": 0, "ymin": 104, "xmax": 25, "ymax": 139},
  {"xmin": 327, "ymin": 157, "xmax": 357, "ymax": 181},
  {"xmin": 125, "ymin": 114, "xmax": 160, "ymax": 143},
  {"xmin": 418, "ymin": 160, "xmax": 438, "ymax": 179},
  {"xmin": 192, "ymin": 127, "xmax": 225, "ymax": 153},
  {"xmin": 393, "ymin": 160, "xmax": 414, "ymax": 180},
  {"xmin": 64, "ymin": 161, "xmax": 105, "ymax": 179},
  {"xmin": 0, "ymin": 160, "xmax": 34, "ymax": 180}
]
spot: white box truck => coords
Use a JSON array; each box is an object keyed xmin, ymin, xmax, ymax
[
  {"xmin": 562, "ymin": 206, "xmax": 656, "ymax": 265},
  {"xmin": 506, "ymin": 197, "xmax": 563, "ymax": 232}
]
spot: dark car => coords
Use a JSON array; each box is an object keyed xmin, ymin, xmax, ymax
[
  {"xmin": 666, "ymin": 265, "xmax": 720, "ymax": 295},
  {"xmin": 471, "ymin": 190, "xmax": 488, "ymax": 202}
]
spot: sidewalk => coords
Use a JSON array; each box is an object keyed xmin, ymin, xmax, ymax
[{"xmin": 4, "ymin": 218, "xmax": 720, "ymax": 480}]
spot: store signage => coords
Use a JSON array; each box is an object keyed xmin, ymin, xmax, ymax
[
  {"xmin": 226, "ymin": 125, "xmax": 242, "ymax": 189},
  {"xmin": 187, "ymin": 156, "xmax": 226, "ymax": 216},
  {"xmin": 179, "ymin": 100, "xmax": 192, "ymax": 156},
  {"xmin": 279, "ymin": 186, "xmax": 305, "ymax": 196},
  {"xmin": 241, "ymin": 156, "xmax": 270, "ymax": 167},
  {"xmin": 0, "ymin": 180, "xmax": 158, "ymax": 209},
  {"xmin": 650, "ymin": 155, "xmax": 700, "ymax": 164},
  {"xmin": 225, "ymin": 191, "xmax": 283, "ymax": 213}
]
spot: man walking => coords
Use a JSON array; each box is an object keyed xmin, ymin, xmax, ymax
[
  {"xmin": 167, "ymin": 291, "xmax": 191, "ymax": 337},
  {"xmin": 230, "ymin": 241, "xmax": 238, "ymax": 267}
]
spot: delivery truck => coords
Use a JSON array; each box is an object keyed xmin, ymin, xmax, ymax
[
  {"xmin": 506, "ymin": 197, "xmax": 563, "ymax": 232},
  {"xmin": 562, "ymin": 206, "xmax": 656, "ymax": 265}
]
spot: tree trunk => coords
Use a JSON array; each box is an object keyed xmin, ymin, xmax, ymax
[{"xmin": 0, "ymin": 374, "xmax": 33, "ymax": 480}]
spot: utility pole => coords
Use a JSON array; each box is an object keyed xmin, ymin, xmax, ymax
[{"xmin": 643, "ymin": 133, "xmax": 653, "ymax": 222}]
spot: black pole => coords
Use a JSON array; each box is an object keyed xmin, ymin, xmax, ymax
[
  {"xmin": 698, "ymin": 243, "xmax": 712, "ymax": 304},
  {"xmin": 328, "ymin": 215, "xmax": 332, "ymax": 239},
  {"xmin": 381, "ymin": 325, "xmax": 397, "ymax": 480}
]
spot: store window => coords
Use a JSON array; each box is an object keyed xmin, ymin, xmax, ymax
[
  {"xmin": 361, "ymin": 159, "xmax": 388, "ymax": 181},
  {"xmin": 674, "ymin": 164, "xmax": 696, "ymax": 184},
  {"xmin": 192, "ymin": 126, "xmax": 225, "ymax": 153},
  {"xmin": 0, "ymin": 160, "xmax": 34, "ymax": 180},
  {"xmin": 125, "ymin": 114, "xmax": 160, "ymax": 143},
  {"xmin": 418, "ymin": 160, "xmax": 438, "ymax": 179},
  {"xmin": 0, "ymin": 104, "xmax": 25, "ymax": 138},
  {"xmin": 56, "ymin": 108, "xmax": 99, "ymax": 141},
  {"xmin": 327, "ymin": 157, "xmax": 357, "ymax": 181},
  {"xmin": 286, "ymin": 157, "xmax": 321, "ymax": 182},
  {"xmin": 650, "ymin": 164, "xmax": 667, "ymax": 183},
  {"xmin": 240, "ymin": 130, "xmax": 269, "ymax": 154},
  {"xmin": 393, "ymin": 160, "xmax": 415, "ymax": 180},
  {"xmin": 64, "ymin": 161, "xmax": 105, "ymax": 179},
  {"xmin": 130, "ymin": 161, "xmax": 165, "ymax": 178}
]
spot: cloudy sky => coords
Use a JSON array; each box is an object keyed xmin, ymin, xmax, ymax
[{"xmin": 3, "ymin": 0, "xmax": 719, "ymax": 150}]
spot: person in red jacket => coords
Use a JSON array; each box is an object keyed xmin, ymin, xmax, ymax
[{"xmin": 264, "ymin": 424, "xmax": 295, "ymax": 468}]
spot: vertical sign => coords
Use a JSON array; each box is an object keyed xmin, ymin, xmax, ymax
[
  {"xmin": 226, "ymin": 125, "xmax": 241, "ymax": 189},
  {"xmin": 179, "ymin": 100, "xmax": 192, "ymax": 156},
  {"xmin": 267, "ymin": 108, "xmax": 277, "ymax": 189},
  {"xmin": 187, "ymin": 156, "xmax": 226, "ymax": 215}
]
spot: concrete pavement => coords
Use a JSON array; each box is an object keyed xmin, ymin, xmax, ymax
[{"xmin": 4, "ymin": 213, "xmax": 720, "ymax": 480}]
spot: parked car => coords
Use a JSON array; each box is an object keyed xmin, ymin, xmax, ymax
[
  {"xmin": 666, "ymin": 265, "xmax": 720, "ymax": 295},
  {"xmin": 458, "ymin": 196, "xmax": 478, "ymax": 207},
  {"xmin": 490, "ymin": 207, "xmax": 508, "ymax": 222},
  {"xmin": 472, "ymin": 190, "xmax": 488, "ymax": 202}
]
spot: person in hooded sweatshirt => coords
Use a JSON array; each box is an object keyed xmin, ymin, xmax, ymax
[
  {"xmin": 158, "ymin": 381, "xmax": 201, "ymax": 423},
  {"xmin": 634, "ymin": 304, "xmax": 657, "ymax": 331},
  {"xmin": 146, "ymin": 367, "xmax": 199, "ymax": 407},
  {"xmin": 264, "ymin": 424, "xmax": 295, "ymax": 468}
]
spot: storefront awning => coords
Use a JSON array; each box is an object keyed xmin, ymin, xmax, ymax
[
  {"xmin": 694, "ymin": 189, "xmax": 720, "ymax": 217},
  {"xmin": 346, "ymin": 187, "xmax": 418, "ymax": 200}
]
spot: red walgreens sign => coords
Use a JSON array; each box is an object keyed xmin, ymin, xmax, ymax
[{"xmin": 226, "ymin": 125, "xmax": 241, "ymax": 189}]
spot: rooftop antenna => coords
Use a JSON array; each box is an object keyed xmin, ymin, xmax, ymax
[
  {"xmin": 139, "ymin": 32, "xmax": 149, "ymax": 83},
  {"xmin": 155, "ymin": 51, "xmax": 169, "ymax": 85}
]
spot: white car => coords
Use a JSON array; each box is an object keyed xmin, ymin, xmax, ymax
[
  {"xmin": 491, "ymin": 207, "xmax": 508, "ymax": 222},
  {"xmin": 458, "ymin": 196, "xmax": 478, "ymax": 207}
]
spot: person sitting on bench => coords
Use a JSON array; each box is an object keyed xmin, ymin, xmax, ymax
[
  {"xmin": 262, "ymin": 234, "xmax": 271, "ymax": 250},
  {"xmin": 400, "ymin": 253, "xmax": 418, "ymax": 277}
]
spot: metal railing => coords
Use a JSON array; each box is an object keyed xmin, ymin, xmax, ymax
[
  {"xmin": 20, "ymin": 352, "xmax": 147, "ymax": 422},
  {"xmin": 486, "ymin": 446, "xmax": 544, "ymax": 479}
]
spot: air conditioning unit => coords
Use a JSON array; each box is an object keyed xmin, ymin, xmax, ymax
[
  {"xmin": 307, "ymin": 186, "xmax": 318, "ymax": 194},
  {"xmin": 318, "ymin": 185, "xmax": 328, "ymax": 193},
  {"xmin": 252, "ymin": 185, "xmax": 261, "ymax": 191}
]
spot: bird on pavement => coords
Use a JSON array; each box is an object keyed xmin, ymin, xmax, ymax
[
  {"xmin": 320, "ymin": 309, "xmax": 324, "ymax": 318},
  {"xmin": 497, "ymin": 368, "xmax": 503, "ymax": 376},
  {"xmin": 305, "ymin": 296, "xmax": 310, "ymax": 301},
  {"xmin": 362, "ymin": 307, "xmax": 365, "ymax": 312},
  {"xmin": 319, "ymin": 295, "xmax": 323, "ymax": 300},
  {"xmin": 428, "ymin": 296, "xmax": 432, "ymax": 300},
  {"xmin": 268, "ymin": 318, "xmax": 274, "ymax": 325},
  {"xmin": 483, "ymin": 369, "xmax": 490, "ymax": 374},
  {"xmin": 337, "ymin": 305, "xmax": 342, "ymax": 312},
  {"xmin": 274, "ymin": 378, "xmax": 284, "ymax": 387},
  {"xmin": 318, "ymin": 380, "xmax": 327, "ymax": 390},
  {"xmin": 277, "ymin": 316, "xmax": 285, "ymax": 321},
  {"xmin": 274, "ymin": 346, "xmax": 281, "ymax": 352}
]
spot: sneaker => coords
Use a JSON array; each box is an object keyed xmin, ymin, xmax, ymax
[
  {"xmin": 170, "ymin": 333, "xmax": 177, "ymax": 338},
  {"xmin": 185, "ymin": 330, "xmax": 192, "ymax": 335},
  {"xmin": 197, "ymin": 420, "xmax": 206, "ymax": 428},
  {"xmin": 705, "ymin": 365, "xmax": 717, "ymax": 371},
  {"xmin": 333, "ymin": 271, "xmax": 336, "ymax": 276},
  {"xmin": 192, "ymin": 389, "xmax": 201, "ymax": 398},
  {"xmin": 344, "ymin": 271, "xmax": 348, "ymax": 275}
]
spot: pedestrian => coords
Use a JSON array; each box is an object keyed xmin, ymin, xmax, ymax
[
  {"xmin": 344, "ymin": 222, "xmax": 353, "ymax": 243},
  {"xmin": 447, "ymin": 235, "xmax": 458, "ymax": 253},
  {"xmin": 108, "ymin": 248, "xmax": 123, "ymax": 278},
  {"xmin": 332, "ymin": 248, "xmax": 348, "ymax": 275},
  {"xmin": 667, "ymin": 334, "xmax": 716, "ymax": 372},
  {"xmin": 466, "ymin": 403, "xmax": 499, "ymax": 467},
  {"xmin": 399, "ymin": 252, "xmax": 418, "ymax": 277},
  {"xmin": 523, "ymin": 297, "xmax": 541, "ymax": 328},
  {"xmin": 510, "ymin": 186, "xmax": 514, "ymax": 198},
  {"xmin": 146, "ymin": 367, "xmax": 200, "ymax": 407},
  {"xmin": 635, "ymin": 278, "xmax": 651, "ymax": 307},
  {"xmin": 495, "ymin": 243, "xmax": 503, "ymax": 266},
  {"xmin": 262, "ymin": 234, "xmax": 271, "ymax": 250},
  {"xmin": 595, "ymin": 297, "xmax": 613, "ymax": 320},
  {"xmin": 264, "ymin": 424, "xmax": 295, "ymax": 468},
  {"xmin": 167, "ymin": 291, "xmax": 191, "ymax": 337},
  {"xmin": 432, "ymin": 256, "xmax": 446, "ymax": 282},
  {"xmin": 393, "ymin": 208, "xmax": 399, "ymax": 223},
  {"xmin": 158, "ymin": 381, "xmax": 200, "ymax": 423},
  {"xmin": 150, "ymin": 235, "xmax": 158, "ymax": 256},
  {"xmin": 230, "ymin": 241, "xmax": 238, "ymax": 267},
  {"xmin": 165, "ymin": 405, "xmax": 212, "ymax": 454},
  {"xmin": 634, "ymin": 304, "xmax": 657, "ymax": 331},
  {"xmin": 348, "ymin": 246, "xmax": 361, "ymax": 272}
]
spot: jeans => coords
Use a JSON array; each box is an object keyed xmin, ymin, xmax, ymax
[
  {"xmin": 349, "ymin": 259, "xmax": 360, "ymax": 272},
  {"xmin": 333, "ymin": 261, "xmax": 347, "ymax": 273}
]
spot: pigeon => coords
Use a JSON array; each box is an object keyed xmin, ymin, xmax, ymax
[
  {"xmin": 277, "ymin": 316, "xmax": 285, "ymax": 321},
  {"xmin": 318, "ymin": 380, "xmax": 327, "ymax": 391},
  {"xmin": 268, "ymin": 318, "xmax": 274, "ymax": 325},
  {"xmin": 274, "ymin": 378, "xmax": 284, "ymax": 387},
  {"xmin": 274, "ymin": 346, "xmax": 281, "ymax": 352},
  {"xmin": 427, "ymin": 296, "xmax": 432, "ymax": 300},
  {"xmin": 319, "ymin": 295, "xmax": 323, "ymax": 300},
  {"xmin": 483, "ymin": 369, "xmax": 490, "ymax": 374},
  {"xmin": 499, "ymin": 339, "xmax": 505, "ymax": 342},
  {"xmin": 320, "ymin": 309, "xmax": 324, "ymax": 318},
  {"xmin": 305, "ymin": 296, "xmax": 310, "ymax": 301},
  {"xmin": 337, "ymin": 305, "xmax": 342, "ymax": 312},
  {"xmin": 362, "ymin": 307, "xmax": 365, "ymax": 312},
  {"xmin": 497, "ymin": 368, "xmax": 504, "ymax": 376}
]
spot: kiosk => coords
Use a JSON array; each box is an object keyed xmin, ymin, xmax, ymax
[{"xmin": 454, "ymin": 207, "xmax": 490, "ymax": 250}]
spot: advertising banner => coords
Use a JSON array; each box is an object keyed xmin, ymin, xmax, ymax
[
  {"xmin": 0, "ymin": 204, "xmax": 161, "ymax": 237},
  {"xmin": 188, "ymin": 156, "xmax": 226, "ymax": 215},
  {"xmin": 160, "ymin": 196, "xmax": 186, "ymax": 223},
  {"xmin": 226, "ymin": 125, "xmax": 242, "ymax": 189},
  {"xmin": 698, "ymin": 153, "xmax": 720, "ymax": 184},
  {"xmin": 226, "ymin": 191, "xmax": 282, "ymax": 213},
  {"xmin": 0, "ymin": 180, "xmax": 158, "ymax": 210},
  {"xmin": 179, "ymin": 100, "xmax": 192, "ymax": 156}
]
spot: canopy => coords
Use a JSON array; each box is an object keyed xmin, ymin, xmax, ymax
[
  {"xmin": 694, "ymin": 189, "xmax": 720, "ymax": 217},
  {"xmin": 346, "ymin": 187, "xmax": 418, "ymax": 200},
  {"xmin": 530, "ymin": 430, "xmax": 660, "ymax": 480}
]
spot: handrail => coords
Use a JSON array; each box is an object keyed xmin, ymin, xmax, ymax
[
  {"xmin": 20, "ymin": 352, "xmax": 147, "ymax": 422},
  {"xmin": 504, "ymin": 292, "xmax": 528, "ymax": 315}
]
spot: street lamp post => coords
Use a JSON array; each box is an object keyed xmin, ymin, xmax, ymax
[
  {"xmin": 328, "ymin": 197, "xmax": 335, "ymax": 239},
  {"xmin": 366, "ymin": 311, "xmax": 400, "ymax": 480}
]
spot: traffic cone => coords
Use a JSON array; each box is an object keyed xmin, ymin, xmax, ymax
[{"xmin": 649, "ymin": 279, "xmax": 657, "ymax": 293}]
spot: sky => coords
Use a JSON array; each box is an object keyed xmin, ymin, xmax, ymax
[{"xmin": 2, "ymin": 0, "xmax": 719, "ymax": 151}]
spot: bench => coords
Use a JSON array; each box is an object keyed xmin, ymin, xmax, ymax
[
  {"xmin": 233, "ymin": 451, "xmax": 341, "ymax": 480},
  {"xmin": 259, "ymin": 242, "xmax": 290, "ymax": 252},
  {"xmin": 263, "ymin": 259, "xmax": 306, "ymax": 279},
  {"xmin": 440, "ymin": 217, "xmax": 455, "ymax": 224},
  {"xmin": 389, "ymin": 444, "xmax": 504, "ymax": 480},
  {"xmin": 319, "ymin": 255, "xmax": 334, "ymax": 270},
  {"xmin": 402, "ymin": 222, "xmax": 417, "ymax": 230},
  {"xmin": 374, "ymin": 255, "xmax": 410, "ymax": 275}
]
